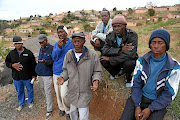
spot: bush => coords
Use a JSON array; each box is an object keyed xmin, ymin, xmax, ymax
[{"xmin": 148, "ymin": 9, "xmax": 155, "ymax": 16}]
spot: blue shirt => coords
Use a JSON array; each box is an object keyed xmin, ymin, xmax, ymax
[
  {"xmin": 143, "ymin": 53, "xmax": 167, "ymax": 100},
  {"xmin": 103, "ymin": 26, "xmax": 106, "ymax": 33},
  {"xmin": 116, "ymin": 36, "xmax": 122, "ymax": 47}
]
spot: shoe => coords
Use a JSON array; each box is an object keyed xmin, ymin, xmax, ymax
[
  {"xmin": 59, "ymin": 110, "xmax": 65, "ymax": 116},
  {"xmin": 118, "ymin": 69, "xmax": 124, "ymax": 76},
  {"xmin": 45, "ymin": 112, "xmax": 52, "ymax": 120},
  {"xmin": 28, "ymin": 102, "xmax": 34, "ymax": 109},
  {"xmin": 16, "ymin": 105, "xmax": 23, "ymax": 111},
  {"xmin": 125, "ymin": 83, "xmax": 131, "ymax": 88},
  {"xmin": 110, "ymin": 75, "xmax": 115, "ymax": 80},
  {"xmin": 66, "ymin": 114, "xmax": 71, "ymax": 120}
]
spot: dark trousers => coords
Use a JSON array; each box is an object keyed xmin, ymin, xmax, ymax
[
  {"xmin": 120, "ymin": 96, "xmax": 167, "ymax": 120},
  {"xmin": 101, "ymin": 59, "xmax": 136, "ymax": 83}
]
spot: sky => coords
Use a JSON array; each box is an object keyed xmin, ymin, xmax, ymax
[{"xmin": 0, "ymin": 0, "xmax": 179, "ymax": 20}]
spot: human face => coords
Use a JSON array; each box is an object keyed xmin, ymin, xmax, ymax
[
  {"xmin": 57, "ymin": 29, "xmax": 67, "ymax": 40},
  {"xmin": 101, "ymin": 11, "xmax": 110, "ymax": 26},
  {"xmin": 14, "ymin": 43, "xmax": 23, "ymax": 51},
  {"xmin": 72, "ymin": 37, "xmax": 85, "ymax": 53},
  {"xmin": 39, "ymin": 40, "xmax": 47, "ymax": 48},
  {"xmin": 150, "ymin": 38, "xmax": 166, "ymax": 59},
  {"xmin": 112, "ymin": 23, "xmax": 126, "ymax": 38}
]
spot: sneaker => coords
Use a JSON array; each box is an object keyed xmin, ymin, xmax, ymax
[
  {"xmin": 28, "ymin": 102, "xmax": 34, "ymax": 109},
  {"xmin": 45, "ymin": 112, "xmax": 52, "ymax": 120},
  {"xmin": 110, "ymin": 75, "xmax": 119, "ymax": 80},
  {"xmin": 16, "ymin": 105, "xmax": 23, "ymax": 111},
  {"xmin": 59, "ymin": 110, "xmax": 65, "ymax": 116},
  {"xmin": 110, "ymin": 75, "xmax": 115, "ymax": 80},
  {"xmin": 125, "ymin": 83, "xmax": 131, "ymax": 88},
  {"xmin": 118, "ymin": 69, "xmax": 124, "ymax": 76},
  {"xmin": 66, "ymin": 114, "xmax": 71, "ymax": 120}
]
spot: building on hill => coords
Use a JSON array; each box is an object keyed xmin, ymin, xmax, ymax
[
  {"xmin": 122, "ymin": 11, "xmax": 128, "ymax": 16},
  {"xmin": 127, "ymin": 21, "xmax": 137, "ymax": 26},
  {"xmin": 154, "ymin": 7, "xmax": 168, "ymax": 12},
  {"xmin": 135, "ymin": 8, "xmax": 148, "ymax": 14},
  {"xmin": 45, "ymin": 29, "xmax": 53, "ymax": 33},
  {"xmin": 31, "ymin": 22, "xmax": 41, "ymax": 26},
  {"xmin": 167, "ymin": 13, "xmax": 180, "ymax": 19},
  {"xmin": 19, "ymin": 28, "xmax": 34, "ymax": 34},
  {"xmin": 20, "ymin": 24, "xmax": 31, "ymax": 28},
  {"xmin": 168, "ymin": 6, "xmax": 179, "ymax": 11},
  {"xmin": 54, "ymin": 17, "xmax": 63, "ymax": 22},
  {"xmin": 5, "ymin": 28, "xmax": 14, "ymax": 34}
]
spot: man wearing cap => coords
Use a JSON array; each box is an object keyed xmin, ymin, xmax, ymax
[
  {"xmin": 100, "ymin": 14, "xmax": 138, "ymax": 87},
  {"xmin": 52, "ymin": 25, "xmax": 73, "ymax": 119},
  {"xmin": 120, "ymin": 29, "xmax": 180, "ymax": 120},
  {"xmin": 90, "ymin": 8, "xmax": 113, "ymax": 52},
  {"xmin": 56, "ymin": 31, "xmax": 102, "ymax": 120},
  {"xmin": 5, "ymin": 36, "xmax": 37, "ymax": 111},
  {"xmin": 35, "ymin": 34, "xmax": 53, "ymax": 120}
]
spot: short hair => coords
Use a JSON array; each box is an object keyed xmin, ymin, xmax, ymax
[{"xmin": 101, "ymin": 8, "xmax": 110, "ymax": 16}]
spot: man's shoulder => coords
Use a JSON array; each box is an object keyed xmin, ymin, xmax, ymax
[{"xmin": 126, "ymin": 28, "xmax": 137, "ymax": 35}]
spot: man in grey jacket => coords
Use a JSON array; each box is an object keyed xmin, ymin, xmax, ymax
[
  {"xmin": 90, "ymin": 8, "xmax": 113, "ymax": 52},
  {"xmin": 57, "ymin": 31, "xmax": 102, "ymax": 120},
  {"xmin": 101, "ymin": 14, "xmax": 138, "ymax": 87}
]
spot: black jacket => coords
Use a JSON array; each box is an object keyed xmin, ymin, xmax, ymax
[
  {"xmin": 5, "ymin": 47, "xmax": 37, "ymax": 80},
  {"xmin": 102, "ymin": 28, "xmax": 138, "ymax": 66}
]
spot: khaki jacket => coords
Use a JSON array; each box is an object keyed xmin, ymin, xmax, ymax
[{"xmin": 60, "ymin": 48, "xmax": 102, "ymax": 108}]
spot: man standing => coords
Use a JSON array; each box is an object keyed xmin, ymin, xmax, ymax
[
  {"xmin": 52, "ymin": 25, "xmax": 73, "ymax": 120},
  {"xmin": 120, "ymin": 29, "xmax": 180, "ymax": 120},
  {"xmin": 90, "ymin": 8, "xmax": 113, "ymax": 52},
  {"xmin": 35, "ymin": 34, "xmax": 53, "ymax": 120},
  {"xmin": 5, "ymin": 36, "xmax": 37, "ymax": 111},
  {"xmin": 57, "ymin": 31, "xmax": 102, "ymax": 120},
  {"xmin": 101, "ymin": 14, "xmax": 138, "ymax": 87}
]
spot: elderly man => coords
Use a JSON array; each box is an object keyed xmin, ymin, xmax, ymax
[
  {"xmin": 101, "ymin": 14, "xmax": 138, "ymax": 87},
  {"xmin": 52, "ymin": 25, "xmax": 73, "ymax": 120},
  {"xmin": 120, "ymin": 29, "xmax": 180, "ymax": 120},
  {"xmin": 90, "ymin": 8, "xmax": 113, "ymax": 52},
  {"xmin": 35, "ymin": 34, "xmax": 53, "ymax": 120},
  {"xmin": 5, "ymin": 36, "xmax": 37, "ymax": 111},
  {"xmin": 57, "ymin": 31, "xmax": 102, "ymax": 120}
]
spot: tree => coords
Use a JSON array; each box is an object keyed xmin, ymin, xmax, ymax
[
  {"xmin": 158, "ymin": 17, "xmax": 162, "ymax": 22},
  {"xmin": 113, "ymin": 7, "xmax": 117, "ymax": 11},
  {"xmin": 115, "ymin": 10, "xmax": 122, "ymax": 15},
  {"xmin": 39, "ymin": 28, "xmax": 47, "ymax": 35},
  {"xmin": 148, "ymin": 9, "xmax": 155, "ymax": 16},
  {"xmin": 128, "ymin": 8, "xmax": 133, "ymax": 14}
]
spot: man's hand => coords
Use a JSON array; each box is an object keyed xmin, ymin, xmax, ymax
[
  {"xmin": 100, "ymin": 56, "xmax": 109, "ymax": 61},
  {"xmin": 139, "ymin": 108, "xmax": 151, "ymax": 120},
  {"xmin": 57, "ymin": 38, "xmax": 64, "ymax": 49},
  {"xmin": 32, "ymin": 76, "xmax": 37, "ymax": 80},
  {"xmin": 90, "ymin": 80, "xmax": 99, "ymax": 91},
  {"xmin": 120, "ymin": 43, "xmax": 134, "ymax": 53},
  {"xmin": 12, "ymin": 62, "xmax": 23, "ymax": 71},
  {"xmin": 38, "ymin": 59, "xmax": 45, "ymax": 63},
  {"xmin": 135, "ymin": 106, "xmax": 142, "ymax": 120},
  {"xmin": 57, "ymin": 77, "xmax": 64, "ymax": 85}
]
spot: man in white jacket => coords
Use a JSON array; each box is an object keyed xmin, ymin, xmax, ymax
[{"xmin": 90, "ymin": 8, "xmax": 113, "ymax": 52}]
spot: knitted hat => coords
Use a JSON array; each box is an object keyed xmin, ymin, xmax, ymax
[
  {"xmin": 13, "ymin": 36, "xmax": 23, "ymax": 44},
  {"xmin": 112, "ymin": 14, "xmax": 127, "ymax": 25},
  {"xmin": 57, "ymin": 25, "xmax": 68, "ymax": 34},
  {"xmin": 72, "ymin": 31, "xmax": 85, "ymax": 40},
  {"xmin": 149, "ymin": 29, "xmax": 170, "ymax": 51},
  {"xmin": 38, "ymin": 34, "xmax": 47, "ymax": 42}
]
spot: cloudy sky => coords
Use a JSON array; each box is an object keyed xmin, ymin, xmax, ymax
[{"xmin": 0, "ymin": 0, "xmax": 179, "ymax": 20}]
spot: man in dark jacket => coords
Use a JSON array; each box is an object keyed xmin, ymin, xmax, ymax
[
  {"xmin": 5, "ymin": 36, "xmax": 37, "ymax": 111},
  {"xmin": 35, "ymin": 34, "xmax": 53, "ymax": 120},
  {"xmin": 120, "ymin": 29, "xmax": 180, "ymax": 120},
  {"xmin": 101, "ymin": 14, "xmax": 138, "ymax": 87}
]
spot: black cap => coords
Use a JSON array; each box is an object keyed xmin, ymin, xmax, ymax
[
  {"xmin": 13, "ymin": 36, "xmax": 23, "ymax": 44},
  {"xmin": 72, "ymin": 31, "xmax": 85, "ymax": 39}
]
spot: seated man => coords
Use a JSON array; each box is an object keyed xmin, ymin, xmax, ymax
[
  {"xmin": 120, "ymin": 29, "xmax": 180, "ymax": 120},
  {"xmin": 101, "ymin": 14, "xmax": 138, "ymax": 87},
  {"xmin": 90, "ymin": 8, "xmax": 113, "ymax": 52}
]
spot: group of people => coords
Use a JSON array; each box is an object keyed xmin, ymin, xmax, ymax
[{"xmin": 5, "ymin": 8, "xmax": 180, "ymax": 120}]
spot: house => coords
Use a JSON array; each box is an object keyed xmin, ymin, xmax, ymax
[
  {"xmin": 5, "ymin": 28, "xmax": 14, "ymax": 33},
  {"xmin": 71, "ymin": 20, "xmax": 79, "ymax": 24},
  {"xmin": 54, "ymin": 17, "xmax": 63, "ymax": 22},
  {"xmin": 167, "ymin": 13, "xmax": 180, "ymax": 19},
  {"xmin": 45, "ymin": 29, "xmax": 52, "ymax": 33},
  {"xmin": 127, "ymin": 21, "xmax": 137, "ymax": 26},
  {"xmin": 20, "ymin": 24, "xmax": 31, "ymax": 28},
  {"xmin": 169, "ymin": 6, "xmax": 179, "ymax": 11},
  {"xmin": 31, "ymin": 22, "xmax": 41, "ymax": 26},
  {"xmin": 19, "ymin": 28, "xmax": 34, "ymax": 33},
  {"xmin": 154, "ymin": 7, "xmax": 168, "ymax": 12},
  {"xmin": 153, "ymin": 17, "xmax": 159, "ymax": 22},
  {"xmin": 51, "ymin": 21, "xmax": 59, "ymax": 25},
  {"xmin": 122, "ymin": 11, "xmax": 128, "ymax": 16},
  {"xmin": 135, "ymin": 8, "xmax": 148, "ymax": 13},
  {"xmin": 162, "ymin": 17, "xmax": 168, "ymax": 22}
]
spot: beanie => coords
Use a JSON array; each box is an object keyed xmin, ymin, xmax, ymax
[
  {"xmin": 13, "ymin": 36, "xmax": 23, "ymax": 44},
  {"xmin": 57, "ymin": 25, "xmax": 68, "ymax": 34},
  {"xmin": 149, "ymin": 29, "xmax": 170, "ymax": 51},
  {"xmin": 112, "ymin": 14, "xmax": 127, "ymax": 25}
]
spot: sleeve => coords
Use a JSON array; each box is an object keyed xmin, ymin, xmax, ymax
[
  {"xmin": 148, "ymin": 66, "xmax": 180, "ymax": 112},
  {"xmin": 91, "ymin": 23, "xmax": 100, "ymax": 40},
  {"xmin": 29, "ymin": 51, "xmax": 37, "ymax": 77},
  {"xmin": 109, "ymin": 32, "xmax": 138, "ymax": 66},
  {"xmin": 60, "ymin": 54, "xmax": 69, "ymax": 81},
  {"xmin": 52, "ymin": 42, "xmax": 63, "ymax": 62},
  {"xmin": 131, "ymin": 58, "xmax": 144, "ymax": 107},
  {"xmin": 92, "ymin": 52, "xmax": 103, "ymax": 83},
  {"xmin": 5, "ymin": 52, "xmax": 13, "ymax": 69}
]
